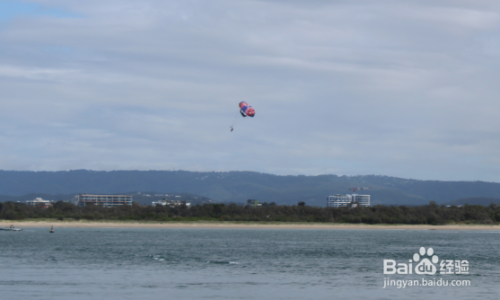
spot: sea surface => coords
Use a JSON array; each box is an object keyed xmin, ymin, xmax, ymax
[{"xmin": 0, "ymin": 228, "xmax": 499, "ymax": 300}]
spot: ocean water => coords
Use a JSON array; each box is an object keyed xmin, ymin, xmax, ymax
[{"xmin": 0, "ymin": 228, "xmax": 499, "ymax": 300}]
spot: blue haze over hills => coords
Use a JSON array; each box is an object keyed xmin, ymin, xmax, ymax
[{"xmin": 1, "ymin": 170, "xmax": 500, "ymax": 206}]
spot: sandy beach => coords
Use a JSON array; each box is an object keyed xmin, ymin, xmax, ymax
[{"xmin": 1, "ymin": 220, "xmax": 499, "ymax": 230}]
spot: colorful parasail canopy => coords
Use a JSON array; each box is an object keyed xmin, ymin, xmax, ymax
[{"xmin": 239, "ymin": 101, "xmax": 255, "ymax": 117}]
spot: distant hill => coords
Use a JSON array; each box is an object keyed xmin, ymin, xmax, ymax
[
  {"xmin": 1, "ymin": 170, "xmax": 500, "ymax": 206},
  {"xmin": 443, "ymin": 197, "xmax": 500, "ymax": 206}
]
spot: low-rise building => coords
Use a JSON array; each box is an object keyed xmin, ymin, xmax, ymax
[
  {"xmin": 152, "ymin": 200, "xmax": 191, "ymax": 207},
  {"xmin": 26, "ymin": 197, "xmax": 53, "ymax": 208},
  {"xmin": 77, "ymin": 194, "xmax": 132, "ymax": 207}
]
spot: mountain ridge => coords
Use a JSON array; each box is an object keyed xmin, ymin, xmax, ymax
[{"xmin": 1, "ymin": 170, "xmax": 500, "ymax": 206}]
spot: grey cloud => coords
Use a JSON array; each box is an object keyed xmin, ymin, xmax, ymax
[{"xmin": 0, "ymin": 0, "xmax": 499, "ymax": 181}]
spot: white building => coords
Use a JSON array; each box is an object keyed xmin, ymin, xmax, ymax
[
  {"xmin": 26, "ymin": 197, "xmax": 53, "ymax": 208},
  {"xmin": 77, "ymin": 194, "xmax": 132, "ymax": 207},
  {"xmin": 326, "ymin": 194, "xmax": 353, "ymax": 207},
  {"xmin": 326, "ymin": 194, "xmax": 370, "ymax": 207},
  {"xmin": 152, "ymin": 200, "xmax": 191, "ymax": 207}
]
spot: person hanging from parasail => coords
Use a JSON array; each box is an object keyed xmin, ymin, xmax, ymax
[{"xmin": 230, "ymin": 101, "xmax": 255, "ymax": 132}]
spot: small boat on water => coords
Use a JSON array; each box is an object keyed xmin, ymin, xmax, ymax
[{"xmin": 0, "ymin": 225, "xmax": 23, "ymax": 231}]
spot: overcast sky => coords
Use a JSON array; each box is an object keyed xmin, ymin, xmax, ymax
[{"xmin": 1, "ymin": 0, "xmax": 500, "ymax": 181}]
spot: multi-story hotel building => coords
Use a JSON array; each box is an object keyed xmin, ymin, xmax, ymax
[
  {"xmin": 77, "ymin": 194, "xmax": 132, "ymax": 207},
  {"xmin": 326, "ymin": 194, "xmax": 370, "ymax": 207},
  {"xmin": 326, "ymin": 194, "xmax": 353, "ymax": 207},
  {"xmin": 351, "ymin": 194, "xmax": 370, "ymax": 207}
]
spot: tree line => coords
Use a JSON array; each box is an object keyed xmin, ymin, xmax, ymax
[{"xmin": 1, "ymin": 201, "xmax": 499, "ymax": 225}]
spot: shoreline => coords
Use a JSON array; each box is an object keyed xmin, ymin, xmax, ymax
[{"xmin": 1, "ymin": 220, "xmax": 500, "ymax": 230}]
